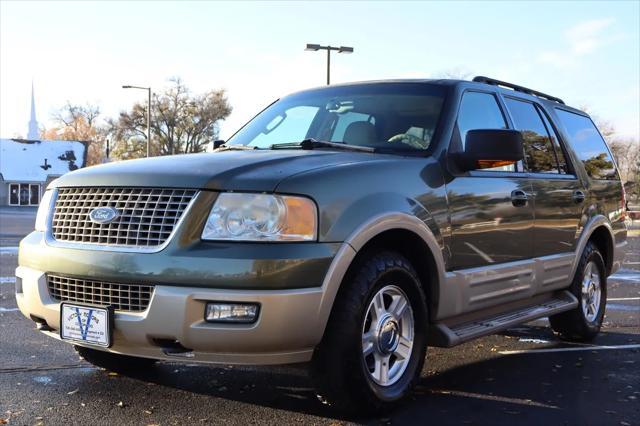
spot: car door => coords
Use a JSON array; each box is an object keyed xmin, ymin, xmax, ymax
[
  {"xmin": 502, "ymin": 97, "xmax": 583, "ymax": 263},
  {"xmin": 447, "ymin": 91, "xmax": 535, "ymax": 271}
]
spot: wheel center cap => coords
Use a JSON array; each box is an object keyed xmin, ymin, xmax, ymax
[{"xmin": 377, "ymin": 315, "xmax": 400, "ymax": 355}]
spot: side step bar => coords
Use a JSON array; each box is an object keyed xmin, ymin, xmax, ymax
[{"xmin": 429, "ymin": 291, "xmax": 578, "ymax": 348}]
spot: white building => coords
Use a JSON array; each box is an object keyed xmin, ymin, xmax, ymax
[{"xmin": 0, "ymin": 85, "xmax": 87, "ymax": 206}]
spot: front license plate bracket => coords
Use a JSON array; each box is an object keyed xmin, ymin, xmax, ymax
[{"xmin": 60, "ymin": 303, "xmax": 114, "ymax": 348}]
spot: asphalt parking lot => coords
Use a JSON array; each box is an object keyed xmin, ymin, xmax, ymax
[{"xmin": 1, "ymin": 206, "xmax": 638, "ymax": 425}]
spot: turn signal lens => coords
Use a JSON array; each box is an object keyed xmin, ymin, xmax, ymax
[
  {"xmin": 476, "ymin": 160, "xmax": 516, "ymax": 169},
  {"xmin": 280, "ymin": 196, "xmax": 317, "ymax": 240}
]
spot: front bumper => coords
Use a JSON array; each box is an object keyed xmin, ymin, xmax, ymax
[
  {"xmin": 16, "ymin": 265, "xmax": 329, "ymax": 364},
  {"xmin": 16, "ymin": 227, "xmax": 355, "ymax": 365}
]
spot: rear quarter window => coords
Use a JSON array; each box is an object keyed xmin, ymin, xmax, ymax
[{"xmin": 555, "ymin": 109, "xmax": 618, "ymax": 180}]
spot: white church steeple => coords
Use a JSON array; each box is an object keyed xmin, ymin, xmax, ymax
[{"xmin": 27, "ymin": 81, "xmax": 39, "ymax": 140}]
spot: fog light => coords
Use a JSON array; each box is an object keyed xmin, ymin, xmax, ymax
[{"xmin": 205, "ymin": 302, "xmax": 259, "ymax": 323}]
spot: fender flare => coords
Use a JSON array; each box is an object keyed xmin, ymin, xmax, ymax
[
  {"xmin": 313, "ymin": 213, "xmax": 446, "ymax": 342},
  {"xmin": 571, "ymin": 214, "xmax": 615, "ymax": 277}
]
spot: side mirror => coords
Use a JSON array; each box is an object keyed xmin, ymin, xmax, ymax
[
  {"xmin": 458, "ymin": 129, "xmax": 524, "ymax": 171},
  {"xmin": 213, "ymin": 140, "xmax": 225, "ymax": 149}
]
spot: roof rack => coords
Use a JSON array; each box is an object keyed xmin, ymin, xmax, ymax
[{"xmin": 472, "ymin": 76, "xmax": 565, "ymax": 105}]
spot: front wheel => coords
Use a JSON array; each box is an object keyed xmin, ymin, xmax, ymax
[
  {"xmin": 549, "ymin": 241, "xmax": 607, "ymax": 341},
  {"xmin": 311, "ymin": 251, "xmax": 428, "ymax": 413}
]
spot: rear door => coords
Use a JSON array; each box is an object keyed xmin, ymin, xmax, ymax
[{"xmin": 502, "ymin": 97, "xmax": 583, "ymax": 259}]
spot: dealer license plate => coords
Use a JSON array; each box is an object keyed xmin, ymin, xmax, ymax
[{"xmin": 60, "ymin": 303, "xmax": 112, "ymax": 347}]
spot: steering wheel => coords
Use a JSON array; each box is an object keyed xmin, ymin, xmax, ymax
[{"xmin": 386, "ymin": 133, "xmax": 428, "ymax": 149}]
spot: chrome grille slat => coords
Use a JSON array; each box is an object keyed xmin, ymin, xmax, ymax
[
  {"xmin": 52, "ymin": 187, "xmax": 197, "ymax": 248},
  {"xmin": 47, "ymin": 275, "xmax": 154, "ymax": 312}
]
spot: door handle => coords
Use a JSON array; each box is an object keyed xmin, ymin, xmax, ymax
[
  {"xmin": 572, "ymin": 190, "xmax": 586, "ymax": 204},
  {"xmin": 511, "ymin": 189, "xmax": 528, "ymax": 207}
]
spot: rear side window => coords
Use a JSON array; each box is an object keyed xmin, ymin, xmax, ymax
[
  {"xmin": 537, "ymin": 106, "xmax": 569, "ymax": 174},
  {"xmin": 555, "ymin": 109, "xmax": 617, "ymax": 180},
  {"xmin": 505, "ymin": 98, "xmax": 562, "ymax": 174},
  {"xmin": 457, "ymin": 92, "xmax": 512, "ymax": 171}
]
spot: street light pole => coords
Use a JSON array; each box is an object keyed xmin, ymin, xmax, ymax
[
  {"xmin": 326, "ymin": 48, "xmax": 330, "ymax": 85},
  {"xmin": 305, "ymin": 44, "xmax": 354, "ymax": 85},
  {"xmin": 147, "ymin": 88, "xmax": 151, "ymax": 158},
  {"xmin": 122, "ymin": 85, "xmax": 152, "ymax": 157}
]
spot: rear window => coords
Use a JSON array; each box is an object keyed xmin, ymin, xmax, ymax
[{"xmin": 555, "ymin": 109, "xmax": 618, "ymax": 180}]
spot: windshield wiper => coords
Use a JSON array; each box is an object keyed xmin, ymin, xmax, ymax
[
  {"xmin": 270, "ymin": 138, "xmax": 375, "ymax": 153},
  {"xmin": 214, "ymin": 144, "xmax": 258, "ymax": 151}
]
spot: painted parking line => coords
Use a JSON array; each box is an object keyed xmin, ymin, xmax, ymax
[
  {"xmin": 609, "ymin": 275, "xmax": 640, "ymax": 283},
  {"xmin": 607, "ymin": 303, "xmax": 640, "ymax": 312},
  {"xmin": 0, "ymin": 246, "xmax": 19, "ymax": 255},
  {"xmin": 0, "ymin": 307, "xmax": 19, "ymax": 312},
  {"xmin": 0, "ymin": 277, "xmax": 16, "ymax": 284},
  {"xmin": 608, "ymin": 297, "xmax": 640, "ymax": 301},
  {"xmin": 427, "ymin": 389, "xmax": 559, "ymax": 409},
  {"xmin": 609, "ymin": 269, "xmax": 640, "ymax": 282},
  {"xmin": 499, "ymin": 344, "xmax": 640, "ymax": 355}
]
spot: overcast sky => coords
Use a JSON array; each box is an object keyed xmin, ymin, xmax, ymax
[{"xmin": 1, "ymin": 1, "xmax": 638, "ymax": 141}]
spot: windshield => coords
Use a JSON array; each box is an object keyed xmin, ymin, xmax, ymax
[{"xmin": 227, "ymin": 83, "xmax": 447, "ymax": 152}]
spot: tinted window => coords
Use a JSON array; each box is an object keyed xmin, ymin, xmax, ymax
[
  {"xmin": 457, "ymin": 91, "xmax": 512, "ymax": 171},
  {"xmin": 505, "ymin": 98, "xmax": 560, "ymax": 174},
  {"xmin": 556, "ymin": 109, "xmax": 617, "ymax": 180},
  {"xmin": 458, "ymin": 92, "xmax": 507, "ymax": 145},
  {"xmin": 537, "ymin": 106, "xmax": 569, "ymax": 174}
]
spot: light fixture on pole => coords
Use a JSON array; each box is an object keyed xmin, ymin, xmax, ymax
[
  {"xmin": 122, "ymin": 85, "xmax": 152, "ymax": 158},
  {"xmin": 305, "ymin": 44, "xmax": 354, "ymax": 85}
]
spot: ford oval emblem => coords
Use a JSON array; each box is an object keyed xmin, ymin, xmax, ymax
[{"xmin": 89, "ymin": 207, "xmax": 119, "ymax": 224}]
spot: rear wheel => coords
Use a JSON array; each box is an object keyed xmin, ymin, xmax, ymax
[
  {"xmin": 549, "ymin": 242, "xmax": 607, "ymax": 341},
  {"xmin": 311, "ymin": 251, "xmax": 428, "ymax": 413},
  {"xmin": 75, "ymin": 345, "xmax": 156, "ymax": 373}
]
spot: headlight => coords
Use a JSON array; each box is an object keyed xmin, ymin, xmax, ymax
[
  {"xmin": 35, "ymin": 190, "xmax": 55, "ymax": 232},
  {"xmin": 202, "ymin": 193, "xmax": 317, "ymax": 241}
]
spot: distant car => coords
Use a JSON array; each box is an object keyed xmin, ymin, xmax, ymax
[{"xmin": 16, "ymin": 76, "xmax": 627, "ymax": 413}]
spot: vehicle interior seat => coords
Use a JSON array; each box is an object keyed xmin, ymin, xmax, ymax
[{"xmin": 343, "ymin": 121, "xmax": 377, "ymax": 146}]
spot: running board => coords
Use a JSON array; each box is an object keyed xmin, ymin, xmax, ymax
[{"xmin": 429, "ymin": 291, "xmax": 578, "ymax": 348}]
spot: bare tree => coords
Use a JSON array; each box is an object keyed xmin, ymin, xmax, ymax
[
  {"xmin": 583, "ymin": 106, "xmax": 640, "ymax": 200},
  {"xmin": 43, "ymin": 102, "xmax": 106, "ymax": 166},
  {"xmin": 112, "ymin": 78, "xmax": 232, "ymax": 159},
  {"xmin": 432, "ymin": 68, "xmax": 473, "ymax": 80}
]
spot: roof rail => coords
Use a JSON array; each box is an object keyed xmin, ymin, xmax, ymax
[{"xmin": 472, "ymin": 76, "xmax": 565, "ymax": 105}]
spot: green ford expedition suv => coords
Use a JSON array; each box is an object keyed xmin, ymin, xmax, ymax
[{"xmin": 16, "ymin": 76, "xmax": 627, "ymax": 412}]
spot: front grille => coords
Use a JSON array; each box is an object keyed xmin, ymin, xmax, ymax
[
  {"xmin": 52, "ymin": 187, "xmax": 197, "ymax": 248},
  {"xmin": 47, "ymin": 275, "xmax": 154, "ymax": 312}
]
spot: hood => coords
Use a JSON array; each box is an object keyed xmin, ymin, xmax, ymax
[{"xmin": 50, "ymin": 150, "xmax": 381, "ymax": 192}]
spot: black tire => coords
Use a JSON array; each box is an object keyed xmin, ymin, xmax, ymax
[
  {"xmin": 75, "ymin": 345, "xmax": 157, "ymax": 372},
  {"xmin": 549, "ymin": 241, "xmax": 607, "ymax": 342},
  {"xmin": 311, "ymin": 251, "xmax": 428, "ymax": 414}
]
